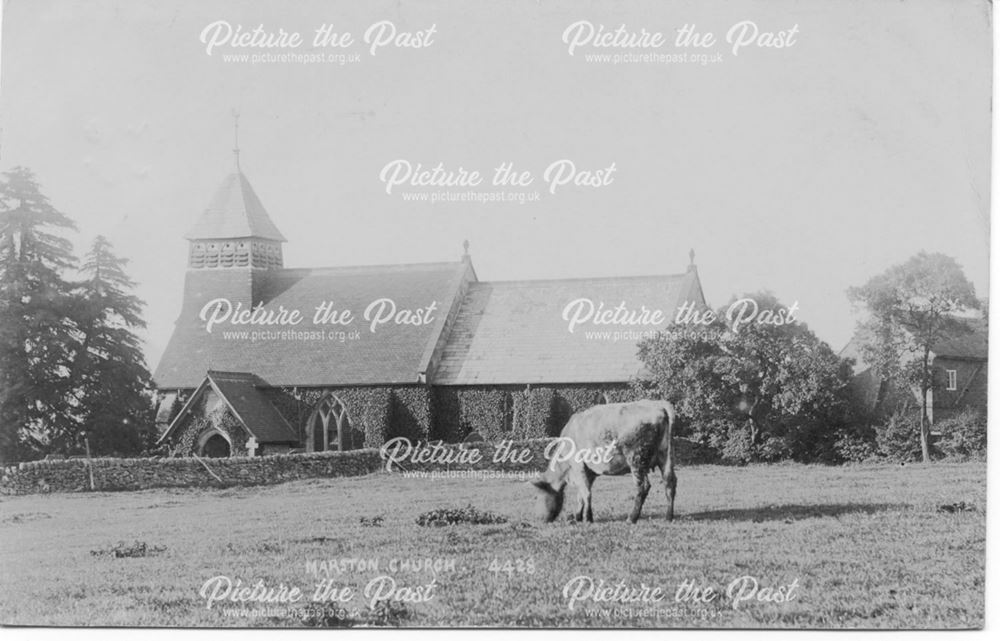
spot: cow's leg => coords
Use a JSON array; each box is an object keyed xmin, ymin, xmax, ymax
[
  {"xmin": 581, "ymin": 466, "xmax": 597, "ymax": 523},
  {"xmin": 567, "ymin": 466, "xmax": 588, "ymax": 522},
  {"xmin": 628, "ymin": 469, "xmax": 651, "ymax": 524},
  {"xmin": 659, "ymin": 461, "xmax": 677, "ymax": 522}
]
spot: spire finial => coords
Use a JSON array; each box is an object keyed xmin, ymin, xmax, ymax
[
  {"xmin": 462, "ymin": 239, "xmax": 470, "ymax": 261},
  {"xmin": 687, "ymin": 248, "xmax": 696, "ymax": 272},
  {"xmin": 231, "ymin": 108, "xmax": 241, "ymax": 171}
]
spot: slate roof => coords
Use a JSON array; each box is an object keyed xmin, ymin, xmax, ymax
[
  {"xmin": 158, "ymin": 371, "xmax": 298, "ymax": 444},
  {"xmin": 164, "ymin": 165, "xmax": 712, "ymax": 392},
  {"xmin": 153, "ymin": 262, "xmax": 470, "ymax": 389},
  {"xmin": 433, "ymin": 270, "xmax": 704, "ymax": 385},
  {"xmin": 209, "ymin": 371, "xmax": 298, "ymax": 442},
  {"xmin": 185, "ymin": 171, "xmax": 286, "ymax": 241}
]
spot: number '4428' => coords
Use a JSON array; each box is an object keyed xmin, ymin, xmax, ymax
[{"xmin": 488, "ymin": 558, "xmax": 536, "ymax": 576}]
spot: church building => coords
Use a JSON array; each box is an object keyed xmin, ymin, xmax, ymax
[{"xmin": 153, "ymin": 153, "xmax": 707, "ymax": 458}]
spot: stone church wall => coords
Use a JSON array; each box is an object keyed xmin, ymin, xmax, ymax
[
  {"xmin": 0, "ymin": 439, "xmax": 547, "ymax": 495},
  {"xmin": 0, "ymin": 448, "xmax": 386, "ymax": 495},
  {"xmin": 1, "ymin": 436, "xmax": 710, "ymax": 495}
]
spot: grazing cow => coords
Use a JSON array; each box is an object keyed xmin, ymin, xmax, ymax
[{"xmin": 531, "ymin": 400, "xmax": 677, "ymax": 524}]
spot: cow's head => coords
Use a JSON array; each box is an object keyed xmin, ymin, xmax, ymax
[{"xmin": 530, "ymin": 477, "xmax": 565, "ymax": 523}]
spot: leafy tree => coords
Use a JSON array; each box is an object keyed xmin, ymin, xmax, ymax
[
  {"xmin": 70, "ymin": 236, "xmax": 155, "ymax": 455},
  {"xmin": 638, "ymin": 292, "xmax": 852, "ymax": 463},
  {"xmin": 0, "ymin": 167, "xmax": 79, "ymax": 460},
  {"xmin": 847, "ymin": 252, "xmax": 979, "ymax": 463}
]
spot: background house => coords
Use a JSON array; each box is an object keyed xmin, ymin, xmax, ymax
[{"xmin": 840, "ymin": 319, "xmax": 988, "ymax": 428}]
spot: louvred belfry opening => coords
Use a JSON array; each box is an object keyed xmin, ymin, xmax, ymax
[{"xmin": 185, "ymin": 170, "xmax": 286, "ymax": 271}]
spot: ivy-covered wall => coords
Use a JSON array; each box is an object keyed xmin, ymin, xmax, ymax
[
  {"xmin": 170, "ymin": 402, "xmax": 248, "ymax": 458},
  {"xmin": 431, "ymin": 384, "xmax": 642, "ymax": 442},
  {"xmin": 264, "ymin": 386, "xmax": 432, "ymax": 448},
  {"xmin": 265, "ymin": 387, "xmax": 389, "ymax": 449},
  {"xmin": 388, "ymin": 387, "xmax": 433, "ymax": 442},
  {"xmin": 160, "ymin": 383, "xmax": 647, "ymax": 453}
]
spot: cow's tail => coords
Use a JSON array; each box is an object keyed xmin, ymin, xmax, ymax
[{"xmin": 663, "ymin": 402, "xmax": 678, "ymax": 521}]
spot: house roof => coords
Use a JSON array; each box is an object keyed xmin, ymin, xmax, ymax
[
  {"xmin": 433, "ymin": 269, "xmax": 704, "ymax": 385},
  {"xmin": 840, "ymin": 318, "xmax": 988, "ymax": 371},
  {"xmin": 932, "ymin": 320, "xmax": 988, "ymax": 360},
  {"xmin": 185, "ymin": 171, "xmax": 286, "ymax": 241},
  {"xmin": 153, "ymin": 261, "xmax": 471, "ymax": 389},
  {"xmin": 158, "ymin": 371, "xmax": 298, "ymax": 444}
]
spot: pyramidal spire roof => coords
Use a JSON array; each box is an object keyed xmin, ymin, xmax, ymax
[{"xmin": 184, "ymin": 170, "xmax": 287, "ymax": 242}]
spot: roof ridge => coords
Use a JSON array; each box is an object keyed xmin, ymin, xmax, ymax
[
  {"xmin": 475, "ymin": 272, "xmax": 688, "ymax": 286},
  {"xmin": 206, "ymin": 370, "xmax": 258, "ymax": 380},
  {"xmin": 272, "ymin": 261, "xmax": 466, "ymax": 275}
]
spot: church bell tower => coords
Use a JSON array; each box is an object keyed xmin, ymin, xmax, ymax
[
  {"xmin": 181, "ymin": 113, "xmax": 286, "ymax": 310},
  {"xmin": 185, "ymin": 112, "xmax": 285, "ymax": 272}
]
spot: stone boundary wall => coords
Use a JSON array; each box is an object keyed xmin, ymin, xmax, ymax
[{"xmin": 0, "ymin": 437, "xmax": 706, "ymax": 495}]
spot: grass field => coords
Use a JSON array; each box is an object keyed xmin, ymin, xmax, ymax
[{"xmin": 0, "ymin": 461, "xmax": 985, "ymax": 628}]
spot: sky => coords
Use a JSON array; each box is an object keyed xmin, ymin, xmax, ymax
[{"xmin": 0, "ymin": 0, "xmax": 991, "ymax": 370}]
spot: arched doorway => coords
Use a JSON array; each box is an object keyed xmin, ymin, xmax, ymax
[
  {"xmin": 199, "ymin": 431, "xmax": 231, "ymax": 458},
  {"xmin": 307, "ymin": 394, "xmax": 352, "ymax": 452}
]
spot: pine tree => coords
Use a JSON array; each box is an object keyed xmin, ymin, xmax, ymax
[
  {"xmin": 0, "ymin": 167, "xmax": 79, "ymax": 461},
  {"xmin": 71, "ymin": 236, "xmax": 154, "ymax": 456}
]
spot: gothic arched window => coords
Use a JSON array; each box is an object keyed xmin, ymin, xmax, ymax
[{"xmin": 307, "ymin": 394, "xmax": 352, "ymax": 452}]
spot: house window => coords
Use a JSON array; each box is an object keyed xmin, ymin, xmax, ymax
[
  {"xmin": 307, "ymin": 394, "xmax": 351, "ymax": 452},
  {"xmin": 946, "ymin": 370, "xmax": 958, "ymax": 391}
]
